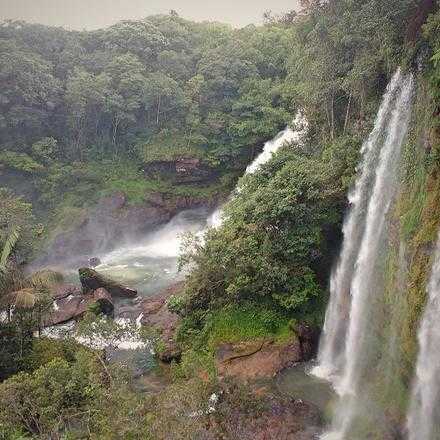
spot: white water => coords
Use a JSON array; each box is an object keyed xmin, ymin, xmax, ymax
[
  {"xmin": 319, "ymin": 72, "xmax": 414, "ymax": 439},
  {"xmin": 407, "ymin": 234, "xmax": 440, "ymax": 440},
  {"xmin": 208, "ymin": 111, "xmax": 308, "ymax": 228},
  {"xmin": 312, "ymin": 70, "xmax": 404, "ymax": 382}
]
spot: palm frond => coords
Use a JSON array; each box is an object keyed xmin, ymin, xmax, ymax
[
  {"xmin": 0, "ymin": 226, "xmax": 21, "ymax": 268},
  {"xmin": 6, "ymin": 288, "xmax": 37, "ymax": 309},
  {"xmin": 27, "ymin": 269, "xmax": 64, "ymax": 290}
]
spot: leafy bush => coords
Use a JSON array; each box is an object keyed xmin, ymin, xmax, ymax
[{"xmin": 180, "ymin": 149, "xmax": 345, "ymax": 322}]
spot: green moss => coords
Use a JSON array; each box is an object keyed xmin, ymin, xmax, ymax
[{"xmin": 198, "ymin": 304, "xmax": 294, "ymax": 349}]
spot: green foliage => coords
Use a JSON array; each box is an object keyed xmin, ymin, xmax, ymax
[
  {"xmin": 202, "ymin": 304, "xmax": 292, "ymax": 347},
  {"xmin": 166, "ymin": 294, "xmax": 188, "ymax": 316},
  {"xmin": 0, "ymin": 188, "xmax": 38, "ymax": 261},
  {"xmin": 0, "ymin": 151, "xmax": 43, "ymax": 174},
  {"xmin": 0, "ymin": 339, "xmax": 150, "ymax": 439},
  {"xmin": 0, "ymin": 227, "xmax": 20, "ymax": 269},
  {"xmin": 180, "ymin": 148, "xmax": 344, "ymax": 323},
  {"xmin": 423, "ymin": 8, "xmax": 440, "ymax": 106}
]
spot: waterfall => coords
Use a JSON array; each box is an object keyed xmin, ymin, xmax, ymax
[
  {"xmin": 312, "ymin": 69, "xmax": 404, "ymax": 382},
  {"xmin": 407, "ymin": 234, "xmax": 440, "ymax": 440},
  {"xmin": 208, "ymin": 111, "xmax": 308, "ymax": 228},
  {"xmin": 318, "ymin": 71, "xmax": 414, "ymax": 440}
]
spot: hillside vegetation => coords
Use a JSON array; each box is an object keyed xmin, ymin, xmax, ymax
[{"xmin": 1, "ymin": 0, "xmax": 440, "ymax": 439}]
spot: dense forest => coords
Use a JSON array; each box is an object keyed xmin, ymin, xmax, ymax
[{"xmin": 1, "ymin": 0, "xmax": 440, "ymax": 438}]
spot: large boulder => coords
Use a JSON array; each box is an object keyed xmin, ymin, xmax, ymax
[
  {"xmin": 78, "ymin": 268, "xmax": 137, "ymax": 299},
  {"xmin": 46, "ymin": 287, "xmax": 114, "ymax": 326}
]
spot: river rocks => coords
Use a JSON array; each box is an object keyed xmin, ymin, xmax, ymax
[
  {"xmin": 46, "ymin": 286, "xmax": 114, "ymax": 326},
  {"xmin": 92, "ymin": 288, "xmax": 114, "ymax": 316},
  {"xmin": 215, "ymin": 337, "xmax": 303, "ymax": 381},
  {"xmin": 50, "ymin": 283, "xmax": 82, "ymax": 300},
  {"xmin": 78, "ymin": 268, "xmax": 137, "ymax": 298}
]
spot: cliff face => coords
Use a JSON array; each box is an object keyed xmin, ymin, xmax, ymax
[{"xmin": 41, "ymin": 190, "xmax": 220, "ymax": 266}]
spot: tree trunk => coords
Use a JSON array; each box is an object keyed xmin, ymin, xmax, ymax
[
  {"xmin": 156, "ymin": 95, "xmax": 161, "ymax": 126},
  {"xmin": 330, "ymin": 92, "xmax": 335, "ymax": 140},
  {"xmin": 344, "ymin": 93, "xmax": 352, "ymax": 135}
]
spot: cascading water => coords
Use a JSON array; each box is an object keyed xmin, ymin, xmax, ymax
[
  {"xmin": 317, "ymin": 71, "xmax": 414, "ymax": 440},
  {"xmin": 406, "ymin": 234, "xmax": 440, "ymax": 440},
  {"xmin": 312, "ymin": 70, "xmax": 404, "ymax": 382},
  {"xmin": 208, "ymin": 111, "xmax": 308, "ymax": 228}
]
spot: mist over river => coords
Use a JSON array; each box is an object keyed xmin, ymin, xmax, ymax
[{"xmin": 61, "ymin": 208, "xmax": 210, "ymax": 296}]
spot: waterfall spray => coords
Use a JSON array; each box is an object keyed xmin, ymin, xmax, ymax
[{"xmin": 407, "ymin": 233, "xmax": 440, "ymax": 440}]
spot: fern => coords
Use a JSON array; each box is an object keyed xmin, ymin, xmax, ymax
[{"xmin": 0, "ymin": 226, "xmax": 21, "ymax": 269}]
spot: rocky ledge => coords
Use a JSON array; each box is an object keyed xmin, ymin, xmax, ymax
[{"xmin": 216, "ymin": 324, "xmax": 319, "ymax": 382}]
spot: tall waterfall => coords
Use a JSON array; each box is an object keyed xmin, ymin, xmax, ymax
[
  {"xmin": 312, "ymin": 70, "xmax": 404, "ymax": 382},
  {"xmin": 317, "ymin": 71, "xmax": 414, "ymax": 440},
  {"xmin": 407, "ymin": 234, "xmax": 440, "ymax": 440},
  {"xmin": 208, "ymin": 111, "xmax": 308, "ymax": 228}
]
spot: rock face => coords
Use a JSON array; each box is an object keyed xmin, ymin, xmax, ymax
[
  {"xmin": 216, "ymin": 337, "xmax": 303, "ymax": 381},
  {"xmin": 138, "ymin": 283, "xmax": 183, "ymax": 362},
  {"xmin": 78, "ymin": 268, "xmax": 137, "ymax": 299},
  {"xmin": 46, "ymin": 285, "xmax": 114, "ymax": 326},
  {"xmin": 143, "ymin": 157, "xmax": 218, "ymax": 184},
  {"xmin": 296, "ymin": 323, "xmax": 320, "ymax": 361}
]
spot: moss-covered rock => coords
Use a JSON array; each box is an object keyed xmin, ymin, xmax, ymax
[{"xmin": 78, "ymin": 268, "xmax": 137, "ymax": 298}]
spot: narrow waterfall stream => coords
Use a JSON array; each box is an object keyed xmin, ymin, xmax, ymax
[
  {"xmin": 208, "ymin": 111, "xmax": 308, "ymax": 228},
  {"xmin": 407, "ymin": 234, "xmax": 440, "ymax": 440},
  {"xmin": 314, "ymin": 71, "xmax": 415, "ymax": 440}
]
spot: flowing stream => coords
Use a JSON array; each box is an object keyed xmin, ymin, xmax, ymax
[
  {"xmin": 314, "ymin": 71, "xmax": 414, "ymax": 439},
  {"xmin": 406, "ymin": 234, "xmax": 440, "ymax": 440}
]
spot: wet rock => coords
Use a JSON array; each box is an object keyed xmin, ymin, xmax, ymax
[
  {"xmin": 216, "ymin": 337, "xmax": 303, "ymax": 381},
  {"xmin": 142, "ymin": 157, "xmax": 218, "ymax": 185},
  {"xmin": 139, "ymin": 282, "xmax": 184, "ymax": 363},
  {"xmin": 50, "ymin": 283, "xmax": 82, "ymax": 300},
  {"xmin": 78, "ymin": 268, "xmax": 137, "ymax": 298},
  {"xmin": 91, "ymin": 288, "xmax": 114, "ymax": 316},
  {"xmin": 88, "ymin": 257, "xmax": 101, "ymax": 268},
  {"xmin": 98, "ymin": 191, "xmax": 126, "ymax": 211},
  {"xmin": 296, "ymin": 323, "xmax": 320, "ymax": 361},
  {"xmin": 45, "ymin": 287, "xmax": 114, "ymax": 326}
]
